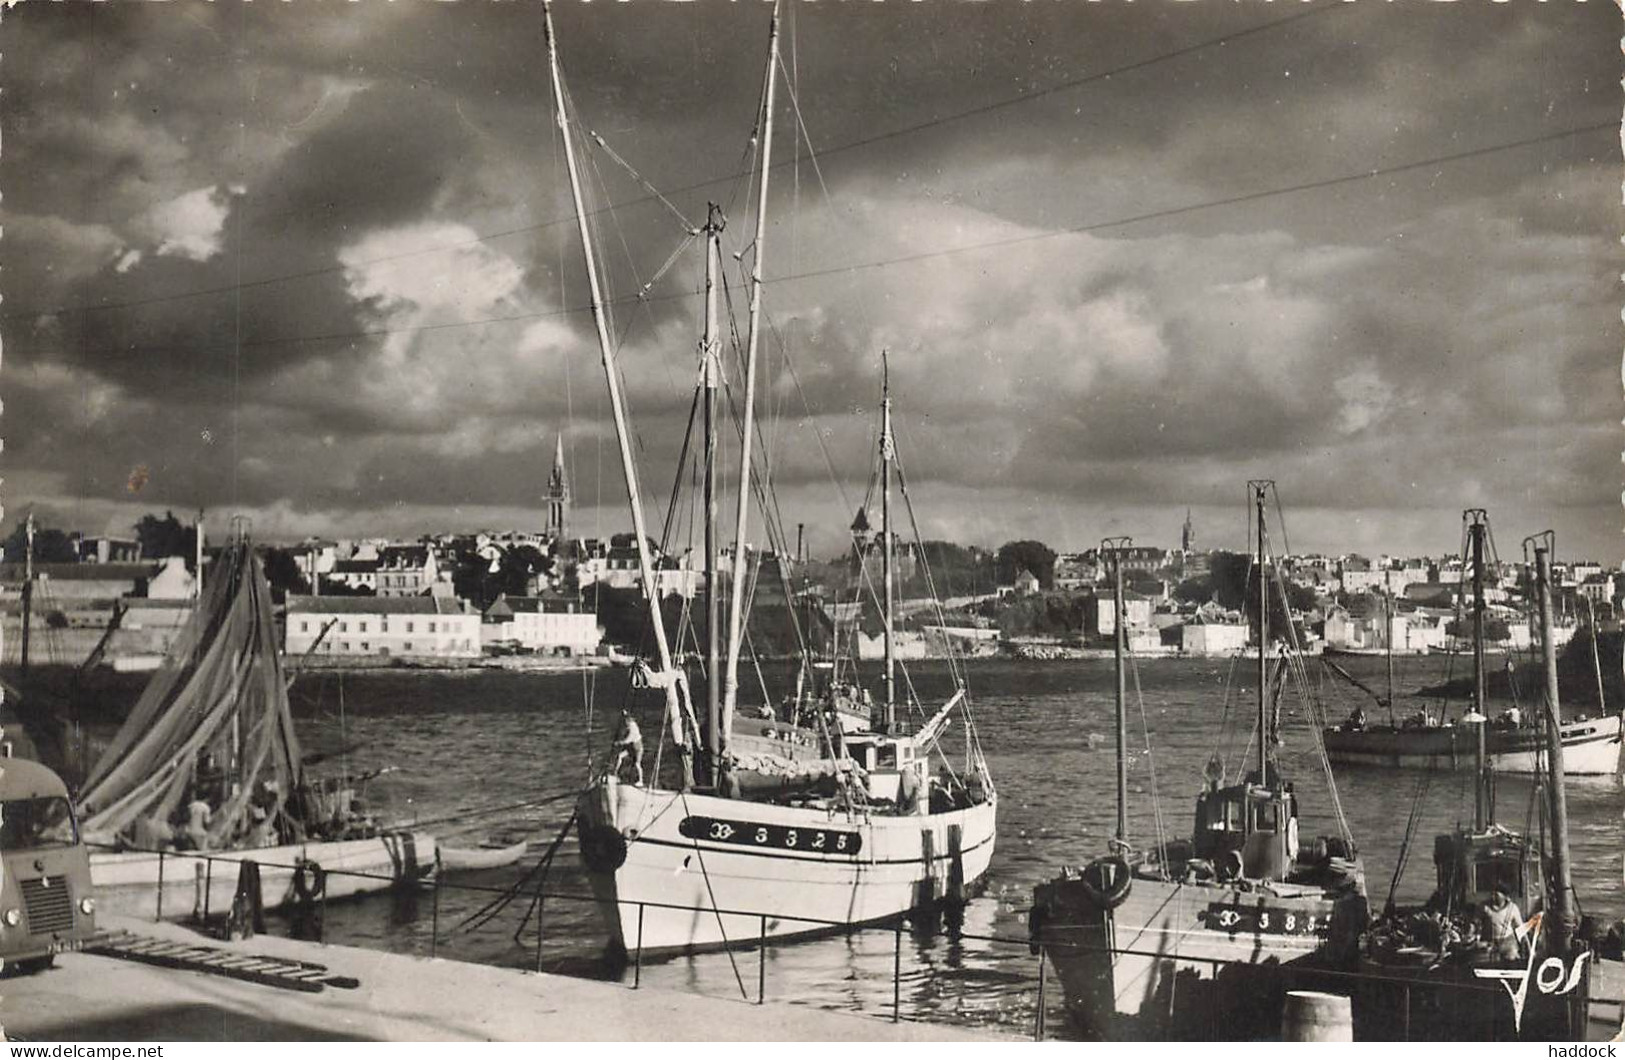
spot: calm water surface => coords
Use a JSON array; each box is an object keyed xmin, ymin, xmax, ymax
[{"xmin": 276, "ymin": 657, "xmax": 1623, "ymax": 1037}]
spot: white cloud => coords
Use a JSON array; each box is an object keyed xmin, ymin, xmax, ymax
[
  {"xmin": 1333, "ymin": 366, "xmax": 1396, "ymax": 435},
  {"xmin": 142, "ymin": 185, "xmax": 236, "ymax": 262}
]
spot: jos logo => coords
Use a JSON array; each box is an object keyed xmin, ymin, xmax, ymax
[{"xmin": 1472, "ymin": 912, "xmax": 1590, "ymax": 1033}]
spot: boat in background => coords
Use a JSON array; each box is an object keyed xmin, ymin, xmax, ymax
[
  {"xmin": 1324, "ymin": 510, "xmax": 1622, "ymax": 776},
  {"xmin": 77, "ymin": 528, "xmax": 434, "ymax": 920},
  {"xmin": 1030, "ymin": 483, "xmax": 1368, "ymax": 1040}
]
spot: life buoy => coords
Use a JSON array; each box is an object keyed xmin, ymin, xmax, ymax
[
  {"xmin": 1076, "ymin": 855, "xmax": 1133, "ymax": 910},
  {"xmin": 292, "ymin": 859, "xmax": 326, "ymax": 902},
  {"xmin": 579, "ymin": 824, "xmax": 629, "ymax": 873},
  {"xmin": 1217, "ymin": 849, "xmax": 1244, "ymax": 882}
]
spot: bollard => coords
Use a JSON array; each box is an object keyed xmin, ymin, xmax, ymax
[
  {"xmin": 633, "ymin": 903, "xmax": 644, "ymax": 989},
  {"xmin": 155, "ymin": 849, "xmax": 165, "ymax": 922},
  {"xmin": 1035, "ymin": 948, "xmax": 1047, "ymax": 1041},
  {"xmin": 758, "ymin": 915, "xmax": 767, "ymax": 1005},
  {"xmin": 893, "ymin": 921, "xmax": 903, "ymax": 1023}
]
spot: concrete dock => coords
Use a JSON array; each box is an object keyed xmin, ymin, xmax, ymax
[{"xmin": 2, "ymin": 916, "xmax": 1010, "ymax": 1042}]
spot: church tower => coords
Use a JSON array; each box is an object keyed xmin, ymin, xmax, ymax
[
  {"xmin": 1181, "ymin": 508, "xmax": 1195, "ymax": 553},
  {"xmin": 546, "ymin": 434, "xmax": 569, "ymax": 544}
]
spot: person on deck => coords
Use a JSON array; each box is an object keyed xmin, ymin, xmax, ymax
[
  {"xmin": 183, "ymin": 789, "xmax": 214, "ymax": 851},
  {"xmin": 610, "ymin": 710, "xmax": 644, "ymax": 786},
  {"xmin": 1480, "ymin": 885, "xmax": 1524, "ymax": 961}
]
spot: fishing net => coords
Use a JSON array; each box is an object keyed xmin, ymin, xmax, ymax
[{"xmin": 77, "ymin": 537, "xmax": 302, "ymax": 847}]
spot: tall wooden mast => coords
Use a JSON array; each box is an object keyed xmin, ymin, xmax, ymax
[
  {"xmin": 1104, "ymin": 536, "xmax": 1132, "ymax": 844},
  {"xmin": 543, "ymin": 0, "xmax": 694, "ymax": 788},
  {"xmin": 1384, "ymin": 588, "xmax": 1395, "ymax": 725},
  {"xmin": 720, "ymin": 1, "xmax": 781, "ymax": 742},
  {"xmin": 1249, "ymin": 481, "xmax": 1270, "ymax": 788},
  {"xmin": 1535, "ymin": 541, "xmax": 1575, "ymax": 952},
  {"xmin": 702, "ymin": 204, "xmax": 724, "ymax": 776},
  {"xmin": 1468, "ymin": 509, "xmax": 1489, "ymax": 830},
  {"xmin": 880, "ymin": 353, "xmax": 896, "ymax": 730},
  {"xmin": 20, "ymin": 511, "xmax": 35, "ymax": 679}
]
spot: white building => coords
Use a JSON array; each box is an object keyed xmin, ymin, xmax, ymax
[
  {"xmin": 482, "ymin": 595, "xmax": 603, "ymax": 656},
  {"xmin": 284, "ymin": 595, "xmax": 480, "ymax": 658},
  {"xmin": 1182, "ymin": 619, "xmax": 1250, "ymax": 656}
]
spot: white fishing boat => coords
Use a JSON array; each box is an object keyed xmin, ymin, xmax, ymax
[
  {"xmin": 540, "ymin": 0, "xmax": 996, "ymax": 956},
  {"xmin": 76, "ymin": 530, "xmax": 436, "ymax": 919},
  {"xmin": 91, "ymin": 831, "xmax": 434, "ymax": 920}
]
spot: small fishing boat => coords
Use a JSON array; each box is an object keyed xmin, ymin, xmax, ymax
[
  {"xmin": 439, "ymin": 837, "xmax": 530, "ymax": 872},
  {"xmin": 76, "ymin": 529, "xmax": 435, "ymax": 920},
  {"xmin": 1323, "ymin": 512, "xmax": 1622, "ymax": 776},
  {"xmin": 1030, "ymin": 483, "xmax": 1368, "ymax": 1040},
  {"xmin": 1344, "ymin": 519, "xmax": 1591, "ymax": 1040}
]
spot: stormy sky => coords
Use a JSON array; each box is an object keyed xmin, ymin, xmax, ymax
[{"xmin": 2, "ymin": 2, "xmax": 1617, "ymax": 564}]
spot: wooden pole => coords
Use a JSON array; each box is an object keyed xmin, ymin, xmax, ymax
[
  {"xmin": 1537, "ymin": 545, "xmax": 1576, "ymax": 951},
  {"xmin": 544, "ymin": 0, "xmax": 694, "ymax": 787}
]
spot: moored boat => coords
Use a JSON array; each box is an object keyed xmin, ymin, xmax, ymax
[
  {"xmin": 1339, "ymin": 519, "xmax": 1592, "ymax": 1040},
  {"xmin": 1322, "ymin": 511, "xmax": 1621, "ymax": 777},
  {"xmin": 1323, "ymin": 714, "xmax": 1621, "ymax": 774},
  {"xmin": 75, "ymin": 530, "xmax": 436, "ymax": 918},
  {"xmin": 1030, "ymin": 484, "xmax": 1368, "ymax": 1040},
  {"xmin": 541, "ymin": 0, "xmax": 995, "ymax": 957},
  {"xmin": 90, "ymin": 830, "xmax": 434, "ymax": 920}
]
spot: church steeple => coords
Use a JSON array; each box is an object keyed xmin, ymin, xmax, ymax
[
  {"xmin": 1181, "ymin": 508, "xmax": 1195, "ymax": 553},
  {"xmin": 546, "ymin": 434, "xmax": 569, "ymax": 543}
]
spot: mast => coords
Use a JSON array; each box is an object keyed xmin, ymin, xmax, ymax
[
  {"xmin": 1250, "ymin": 481, "xmax": 1269, "ymax": 788},
  {"xmin": 880, "ymin": 353, "xmax": 896, "ymax": 730},
  {"xmin": 21, "ymin": 511, "xmax": 35, "ymax": 679},
  {"xmin": 1587, "ymin": 596, "xmax": 1606, "ymax": 717},
  {"xmin": 1384, "ymin": 588, "xmax": 1396, "ymax": 726},
  {"xmin": 1536, "ymin": 542, "xmax": 1576, "ymax": 951},
  {"xmin": 195, "ymin": 509, "xmax": 205, "ymax": 599},
  {"xmin": 702, "ymin": 203, "xmax": 724, "ymax": 776},
  {"xmin": 720, "ymin": 2, "xmax": 780, "ymax": 740},
  {"xmin": 1469, "ymin": 509, "xmax": 1488, "ymax": 831},
  {"xmin": 544, "ymin": 0, "xmax": 693, "ymax": 788},
  {"xmin": 1105, "ymin": 536, "xmax": 1131, "ymax": 844}
]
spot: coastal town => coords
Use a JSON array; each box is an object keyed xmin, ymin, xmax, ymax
[
  {"xmin": 1, "ymin": 0, "xmax": 1615, "ymax": 1047},
  {"xmin": 5, "ymin": 477, "xmax": 1615, "ymax": 673}
]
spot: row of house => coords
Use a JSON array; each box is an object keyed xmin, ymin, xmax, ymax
[{"xmin": 283, "ymin": 592, "xmax": 603, "ymax": 659}]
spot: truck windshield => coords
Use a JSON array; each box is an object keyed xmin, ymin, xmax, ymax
[{"xmin": 0, "ymin": 796, "xmax": 78, "ymax": 850}]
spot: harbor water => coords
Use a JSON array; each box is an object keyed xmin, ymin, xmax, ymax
[{"xmin": 182, "ymin": 657, "xmax": 1623, "ymax": 1037}]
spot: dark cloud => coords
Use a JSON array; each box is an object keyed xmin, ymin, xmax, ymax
[{"xmin": 1, "ymin": 2, "xmax": 1616, "ymax": 559}]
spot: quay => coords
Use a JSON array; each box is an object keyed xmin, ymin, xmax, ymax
[{"xmin": 3, "ymin": 916, "xmax": 1009, "ymax": 1042}]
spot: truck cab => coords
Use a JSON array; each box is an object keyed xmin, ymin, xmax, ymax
[{"xmin": 1, "ymin": 753, "xmax": 96, "ymax": 972}]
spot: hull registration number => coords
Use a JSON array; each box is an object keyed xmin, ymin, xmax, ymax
[{"xmin": 679, "ymin": 815, "xmax": 863, "ymax": 855}]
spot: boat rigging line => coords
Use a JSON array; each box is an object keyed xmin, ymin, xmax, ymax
[{"xmin": 456, "ymin": 808, "xmax": 578, "ymax": 937}]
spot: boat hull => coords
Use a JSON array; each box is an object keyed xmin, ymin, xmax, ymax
[
  {"xmin": 576, "ymin": 778, "xmax": 995, "ymax": 955},
  {"xmin": 1324, "ymin": 716, "xmax": 1621, "ymax": 775},
  {"xmin": 90, "ymin": 830, "xmax": 436, "ymax": 920},
  {"xmin": 439, "ymin": 839, "xmax": 528, "ymax": 872},
  {"xmin": 1032, "ymin": 873, "xmax": 1366, "ymax": 1040}
]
